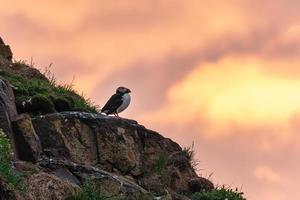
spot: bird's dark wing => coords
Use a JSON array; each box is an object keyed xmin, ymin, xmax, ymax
[{"xmin": 101, "ymin": 94, "xmax": 123, "ymax": 114}]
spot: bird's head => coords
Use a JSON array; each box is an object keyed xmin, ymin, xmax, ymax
[{"xmin": 116, "ymin": 86, "xmax": 131, "ymax": 94}]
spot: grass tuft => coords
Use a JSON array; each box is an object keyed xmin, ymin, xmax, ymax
[
  {"xmin": 0, "ymin": 62, "xmax": 99, "ymax": 115},
  {"xmin": 0, "ymin": 129, "xmax": 24, "ymax": 191},
  {"xmin": 65, "ymin": 182, "xmax": 117, "ymax": 200},
  {"xmin": 66, "ymin": 181, "xmax": 154, "ymax": 200},
  {"xmin": 182, "ymin": 142, "xmax": 200, "ymax": 172},
  {"xmin": 192, "ymin": 186, "xmax": 246, "ymax": 200},
  {"xmin": 153, "ymin": 154, "xmax": 171, "ymax": 185}
]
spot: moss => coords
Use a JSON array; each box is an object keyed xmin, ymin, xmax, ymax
[
  {"xmin": 0, "ymin": 66, "xmax": 99, "ymax": 115},
  {"xmin": 53, "ymin": 97, "xmax": 71, "ymax": 112},
  {"xmin": 31, "ymin": 94, "xmax": 56, "ymax": 114},
  {"xmin": 53, "ymin": 86, "xmax": 98, "ymax": 113}
]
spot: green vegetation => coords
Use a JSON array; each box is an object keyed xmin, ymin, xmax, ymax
[
  {"xmin": 65, "ymin": 182, "xmax": 117, "ymax": 200},
  {"xmin": 192, "ymin": 186, "xmax": 246, "ymax": 200},
  {"xmin": 153, "ymin": 154, "xmax": 168, "ymax": 174},
  {"xmin": 0, "ymin": 129, "xmax": 24, "ymax": 191},
  {"xmin": 0, "ymin": 62, "xmax": 99, "ymax": 115},
  {"xmin": 66, "ymin": 181, "xmax": 154, "ymax": 200},
  {"xmin": 182, "ymin": 142, "xmax": 200, "ymax": 172},
  {"xmin": 153, "ymin": 154, "xmax": 171, "ymax": 185}
]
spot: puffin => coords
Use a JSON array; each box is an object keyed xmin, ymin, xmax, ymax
[{"xmin": 101, "ymin": 86, "xmax": 131, "ymax": 117}]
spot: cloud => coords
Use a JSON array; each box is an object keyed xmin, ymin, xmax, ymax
[
  {"xmin": 1, "ymin": 1, "xmax": 300, "ymax": 199},
  {"xmin": 142, "ymin": 56, "xmax": 300, "ymax": 140},
  {"xmin": 0, "ymin": 0, "xmax": 89, "ymax": 30},
  {"xmin": 254, "ymin": 165, "xmax": 281, "ymax": 183}
]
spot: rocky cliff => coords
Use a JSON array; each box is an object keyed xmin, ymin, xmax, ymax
[{"xmin": 0, "ymin": 38, "xmax": 214, "ymax": 200}]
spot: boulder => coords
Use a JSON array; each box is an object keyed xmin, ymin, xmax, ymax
[
  {"xmin": 12, "ymin": 114, "xmax": 42, "ymax": 162},
  {"xmin": 31, "ymin": 112, "xmax": 211, "ymax": 196},
  {"xmin": 0, "ymin": 76, "xmax": 18, "ymax": 157},
  {"xmin": 0, "ymin": 77, "xmax": 17, "ymax": 132},
  {"xmin": 38, "ymin": 158, "xmax": 150, "ymax": 199},
  {"xmin": 26, "ymin": 172, "xmax": 79, "ymax": 200},
  {"xmin": 0, "ymin": 37, "xmax": 12, "ymax": 61}
]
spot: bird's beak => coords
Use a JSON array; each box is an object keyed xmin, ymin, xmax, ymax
[{"xmin": 127, "ymin": 89, "xmax": 131, "ymax": 93}]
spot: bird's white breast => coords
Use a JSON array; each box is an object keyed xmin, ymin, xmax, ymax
[{"xmin": 117, "ymin": 93, "xmax": 131, "ymax": 113}]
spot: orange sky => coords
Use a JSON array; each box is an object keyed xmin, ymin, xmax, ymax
[{"xmin": 1, "ymin": 1, "xmax": 299, "ymax": 199}]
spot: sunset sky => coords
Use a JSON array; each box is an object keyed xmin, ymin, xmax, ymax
[{"xmin": 0, "ymin": 1, "xmax": 299, "ymax": 199}]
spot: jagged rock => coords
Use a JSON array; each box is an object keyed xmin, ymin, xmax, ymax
[
  {"xmin": 13, "ymin": 161, "xmax": 38, "ymax": 172},
  {"xmin": 31, "ymin": 112, "xmax": 211, "ymax": 197},
  {"xmin": 168, "ymin": 152, "xmax": 191, "ymax": 171},
  {"xmin": 51, "ymin": 168, "xmax": 81, "ymax": 186},
  {"xmin": 26, "ymin": 172, "xmax": 79, "ymax": 200},
  {"xmin": 12, "ymin": 114, "xmax": 42, "ymax": 162},
  {"xmin": 0, "ymin": 77, "xmax": 17, "ymax": 132},
  {"xmin": 0, "ymin": 38, "xmax": 12, "ymax": 61},
  {"xmin": 38, "ymin": 158, "xmax": 150, "ymax": 199},
  {"xmin": 0, "ymin": 76, "xmax": 18, "ymax": 157}
]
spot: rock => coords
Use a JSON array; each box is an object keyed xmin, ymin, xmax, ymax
[
  {"xmin": 13, "ymin": 161, "xmax": 38, "ymax": 172},
  {"xmin": 168, "ymin": 152, "xmax": 191, "ymax": 171},
  {"xmin": 0, "ymin": 76, "xmax": 18, "ymax": 157},
  {"xmin": 12, "ymin": 114, "xmax": 42, "ymax": 162},
  {"xmin": 139, "ymin": 173, "xmax": 166, "ymax": 195},
  {"xmin": 51, "ymin": 168, "xmax": 81, "ymax": 186},
  {"xmin": 26, "ymin": 172, "xmax": 79, "ymax": 200},
  {"xmin": 38, "ymin": 158, "xmax": 150, "ymax": 199},
  {"xmin": 0, "ymin": 77, "xmax": 17, "ymax": 132},
  {"xmin": 33, "ymin": 113, "xmax": 98, "ymax": 164},
  {"xmin": 188, "ymin": 177, "xmax": 214, "ymax": 193},
  {"xmin": 31, "ymin": 112, "xmax": 205, "ymax": 196},
  {"xmin": 30, "ymin": 95, "xmax": 56, "ymax": 115},
  {"xmin": 0, "ymin": 38, "xmax": 13, "ymax": 61},
  {"xmin": 53, "ymin": 97, "xmax": 71, "ymax": 112}
]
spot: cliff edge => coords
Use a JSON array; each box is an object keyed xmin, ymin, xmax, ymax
[{"xmin": 0, "ymin": 37, "xmax": 244, "ymax": 200}]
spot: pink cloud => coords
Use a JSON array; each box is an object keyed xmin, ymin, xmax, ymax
[{"xmin": 1, "ymin": 1, "xmax": 300, "ymax": 199}]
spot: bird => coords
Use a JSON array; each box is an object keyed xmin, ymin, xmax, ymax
[{"xmin": 101, "ymin": 86, "xmax": 131, "ymax": 117}]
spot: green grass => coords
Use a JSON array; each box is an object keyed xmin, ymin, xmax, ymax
[
  {"xmin": 153, "ymin": 154, "xmax": 168, "ymax": 174},
  {"xmin": 0, "ymin": 129, "xmax": 24, "ymax": 191},
  {"xmin": 0, "ymin": 64, "xmax": 99, "ymax": 115},
  {"xmin": 153, "ymin": 154, "xmax": 171, "ymax": 185},
  {"xmin": 65, "ymin": 182, "xmax": 117, "ymax": 200},
  {"xmin": 192, "ymin": 186, "xmax": 246, "ymax": 200},
  {"xmin": 66, "ymin": 182, "xmax": 154, "ymax": 200},
  {"xmin": 182, "ymin": 142, "xmax": 200, "ymax": 172}
]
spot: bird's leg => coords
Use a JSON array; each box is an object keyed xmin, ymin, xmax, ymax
[{"xmin": 114, "ymin": 113, "xmax": 120, "ymax": 118}]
